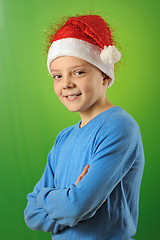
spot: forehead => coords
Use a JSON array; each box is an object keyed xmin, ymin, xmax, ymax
[{"xmin": 50, "ymin": 56, "xmax": 93, "ymax": 72}]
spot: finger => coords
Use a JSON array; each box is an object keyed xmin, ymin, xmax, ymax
[
  {"xmin": 75, "ymin": 176, "xmax": 82, "ymax": 185},
  {"xmin": 80, "ymin": 164, "xmax": 90, "ymax": 178},
  {"xmin": 75, "ymin": 165, "xmax": 90, "ymax": 185}
]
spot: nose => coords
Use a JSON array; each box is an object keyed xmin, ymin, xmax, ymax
[{"xmin": 62, "ymin": 75, "xmax": 75, "ymax": 89}]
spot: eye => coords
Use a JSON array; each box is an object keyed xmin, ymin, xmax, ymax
[
  {"xmin": 52, "ymin": 74, "xmax": 62, "ymax": 80},
  {"xmin": 75, "ymin": 70, "xmax": 85, "ymax": 76}
]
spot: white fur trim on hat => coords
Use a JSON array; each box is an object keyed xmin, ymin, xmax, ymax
[{"xmin": 47, "ymin": 38, "xmax": 120, "ymax": 88}]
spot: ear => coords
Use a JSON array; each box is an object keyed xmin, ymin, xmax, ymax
[{"xmin": 102, "ymin": 74, "xmax": 111, "ymax": 86}]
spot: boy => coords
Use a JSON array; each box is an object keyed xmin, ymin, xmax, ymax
[{"xmin": 24, "ymin": 14, "xmax": 144, "ymax": 240}]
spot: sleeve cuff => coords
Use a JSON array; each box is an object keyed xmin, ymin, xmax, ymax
[{"xmin": 37, "ymin": 188, "xmax": 55, "ymax": 208}]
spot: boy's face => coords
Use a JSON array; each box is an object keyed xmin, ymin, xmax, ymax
[{"xmin": 50, "ymin": 56, "xmax": 108, "ymax": 116}]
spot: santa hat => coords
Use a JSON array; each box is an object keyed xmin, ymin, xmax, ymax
[{"xmin": 47, "ymin": 15, "xmax": 121, "ymax": 87}]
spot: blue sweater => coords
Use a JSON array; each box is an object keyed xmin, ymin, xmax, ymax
[{"xmin": 24, "ymin": 106, "xmax": 144, "ymax": 240}]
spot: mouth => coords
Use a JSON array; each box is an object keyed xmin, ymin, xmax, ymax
[{"xmin": 63, "ymin": 93, "xmax": 82, "ymax": 101}]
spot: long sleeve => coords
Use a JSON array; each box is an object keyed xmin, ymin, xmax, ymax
[
  {"xmin": 37, "ymin": 116, "xmax": 144, "ymax": 228},
  {"xmin": 24, "ymin": 146, "xmax": 67, "ymax": 233}
]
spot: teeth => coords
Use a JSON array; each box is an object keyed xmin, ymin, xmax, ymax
[
  {"xmin": 67, "ymin": 95, "xmax": 77, "ymax": 98},
  {"xmin": 64, "ymin": 93, "xmax": 81, "ymax": 98}
]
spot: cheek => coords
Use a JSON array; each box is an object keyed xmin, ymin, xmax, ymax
[
  {"xmin": 80, "ymin": 80, "xmax": 92, "ymax": 93},
  {"xmin": 54, "ymin": 83, "xmax": 61, "ymax": 96},
  {"xmin": 82, "ymin": 82, "xmax": 97, "ymax": 95}
]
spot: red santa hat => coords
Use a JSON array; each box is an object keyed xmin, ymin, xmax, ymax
[{"xmin": 47, "ymin": 15, "xmax": 121, "ymax": 87}]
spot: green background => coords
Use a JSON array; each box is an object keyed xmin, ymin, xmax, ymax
[{"xmin": 0, "ymin": 0, "xmax": 159, "ymax": 239}]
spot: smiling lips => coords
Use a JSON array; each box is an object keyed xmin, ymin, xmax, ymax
[{"xmin": 63, "ymin": 93, "xmax": 82, "ymax": 101}]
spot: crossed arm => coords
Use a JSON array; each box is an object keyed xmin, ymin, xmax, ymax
[
  {"xmin": 75, "ymin": 165, "xmax": 106, "ymax": 205},
  {"xmin": 24, "ymin": 164, "xmax": 92, "ymax": 233},
  {"xmin": 24, "ymin": 118, "xmax": 138, "ymax": 234}
]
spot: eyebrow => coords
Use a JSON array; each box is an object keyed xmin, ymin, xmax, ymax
[{"xmin": 50, "ymin": 64, "xmax": 87, "ymax": 72}]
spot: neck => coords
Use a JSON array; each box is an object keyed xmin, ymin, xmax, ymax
[{"xmin": 79, "ymin": 98, "xmax": 115, "ymax": 128}]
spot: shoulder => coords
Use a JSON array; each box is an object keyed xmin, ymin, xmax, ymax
[
  {"xmin": 50, "ymin": 124, "xmax": 77, "ymax": 150},
  {"xmin": 106, "ymin": 107, "xmax": 138, "ymax": 129},
  {"xmin": 47, "ymin": 124, "xmax": 76, "ymax": 161},
  {"xmin": 98, "ymin": 107, "xmax": 140, "ymax": 140}
]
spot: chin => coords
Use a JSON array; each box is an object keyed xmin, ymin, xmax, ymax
[
  {"xmin": 63, "ymin": 105, "xmax": 80, "ymax": 112},
  {"xmin": 67, "ymin": 108, "xmax": 79, "ymax": 113}
]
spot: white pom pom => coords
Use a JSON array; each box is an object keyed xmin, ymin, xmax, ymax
[{"xmin": 100, "ymin": 45, "xmax": 121, "ymax": 64}]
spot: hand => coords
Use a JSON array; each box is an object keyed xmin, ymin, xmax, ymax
[
  {"xmin": 75, "ymin": 165, "xmax": 90, "ymax": 185},
  {"xmin": 75, "ymin": 164, "xmax": 106, "ymax": 204}
]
